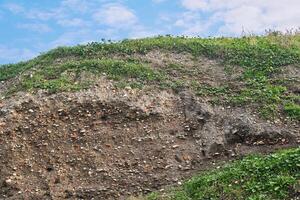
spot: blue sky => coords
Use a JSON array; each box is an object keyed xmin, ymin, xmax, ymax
[{"xmin": 0, "ymin": 0, "xmax": 300, "ymax": 64}]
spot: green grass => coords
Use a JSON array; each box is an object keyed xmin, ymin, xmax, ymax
[
  {"xmin": 1, "ymin": 34, "xmax": 299, "ymax": 119},
  {"xmin": 146, "ymin": 148, "xmax": 300, "ymax": 200},
  {"xmin": 284, "ymin": 103, "xmax": 300, "ymax": 120},
  {"xmin": 0, "ymin": 60, "xmax": 37, "ymax": 81},
  {"xmin": 2, "ymin": 34, "xmax": 299, "ymax": 82},
  {"xmin": 193, "ymin": 84, "xmax": 229, "ymax": 97},
  {"xmin": 6, "ymin": 59, "xmax": 164, "ymax": 94}
]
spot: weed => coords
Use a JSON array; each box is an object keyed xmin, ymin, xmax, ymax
[
  {"xmin": 1, "ymin": 34, "xmax": 300, "ymax": 119},
  {"xmin": 284, "ymin": 103, "xmax": 300, "ymax": 120},
  {"xmin": 8, "ymin": 59, "xmax": 164, "ymax": 94},
  {"xmin": 150, "ymin": 148, "xmax": 300, "ymax": 200}
]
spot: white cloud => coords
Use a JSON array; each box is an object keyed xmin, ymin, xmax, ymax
[
  {"xmin": 92, "ymin": 3, "xmax": 160, "ymax": 39},
  {"xmin": 57, "ymin": 18, "xmax": 87, "ymax": 27},
  {"xmin": 3, "ymin": 3, "xmax": 24, "ymax": 14},
  {"xmin": 179, "ymin": 0, "xmax": 300, "ymax": 35},
  {"xmin": 26, "ymin": 9, "xmax": 62, "ymax": 21},
  {"xmin": 17, "ymin": 23, "xmax": 52, "ymax": 33},
  {"xmin": 128, "ymin": 26, "xmax": 162, "ymax": 38},
  {"xmin": 4, "ymin": 2, "xmax": 69, "ymax": 21},
  {"xmin": 174, "ymin": 11, "xmax": 216, "ymax": 36},
  {"xmin": 50, "ymin": 30, "xmax": 98, "ymax": 47},
  {"xmin": 0, "ymin": 45, "xmax": 36, "ymax": 64},
  {"xmin": 96, "ymin": 28, "xmax": 120, "ymax": 40},
  {"xmin": 93, "ymin": 3, "xmax": 137, "ymax": 28},
  {"xmin": 4, "ymin": 3, "xmax": 61, "ymax": 21},
  {"xmin": 181, "ymin": 0, "xmax": 208, "ymax": 10},
  {"xmin": 61, "ymin": 0, "xmax": 90, "ymax": 13},
  {"xmin": 152, "ymin": 0, "xmax": 167, "ymax": 3}
]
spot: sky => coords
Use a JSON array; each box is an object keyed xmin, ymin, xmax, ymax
[{"xmin": 0, "ymin": 0, "xmax": 300, "ymax": 64}]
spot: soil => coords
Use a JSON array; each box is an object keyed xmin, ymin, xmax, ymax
[{"xmin": 0, "ymin": 51, "xmax": 299, "ymax": 200}]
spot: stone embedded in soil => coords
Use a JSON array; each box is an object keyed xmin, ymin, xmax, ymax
[
  {"xmin": 208, "ymin": 143, "xmax": 226, "ymax": 156},
  {"xmin": 0, "ymin": 82, "xmax": 298, "ymax": 200}
]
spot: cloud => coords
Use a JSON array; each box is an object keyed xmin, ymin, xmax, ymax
[
  {"xmin": 92, "ymin": 3, "xmax": 159, "ymax": 39},
  {"xmin": 57, "ymin": 18, "xmax": 88, "ymax": 27},
  {"xmin": 0, "ymin": 45, "xmax": 36, "ymax": 64},
  {"xmin": 174, "ymin": 11, "xmax": 216, "ymax": 36},
  {"xmin": 93, "ymin": 3, "xmax": 138, "ymax": 28},
  {"xmin": 26, "ymin": 9, "xmax": 63, "ymax": 21},
  {"xmin": 3, "ymin": 3, "xmax": 24, "ymax": 14},
  {"xmin": 179, "ymin": 0, "xmax": 300, "ymax": 35},
  {"xmin": 152, "ymin": 0, "xmax": 167, "ymax": 3},
  {"xmin": 4, "ymin": 2, "xmax": 67, "ymax": 21},
  {"xmin": 181, "ymin": 0, "xmax": 208, "ymax": 10},
  {"xmin": 218, "ymin": 5, "xmax": 264, "ymax": 34},
  {"xmin": 4, "ymin": 3, "xmax": 62, "ymax": 21},
  {"xmin": 128, "ymin": 26, "xmax": 162, "ymax": 38},
  {"xmin": 17, "ymin": 23, "xmax": 52, "ymax": 33},
  {"xmin": 50, "ymin": 29, "xmax": 98, "ymax": 47},
  {"xmin": 61, "ymin": 0, "xmax": 90, "ymax": 13}
]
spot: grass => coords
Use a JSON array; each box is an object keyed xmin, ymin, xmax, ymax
[
  {"xmin": 193, "ymin": 84, "xmax": 229, "ymax": 97},
  {"xmin": 0, "ymin": 33, "xmax": 299, "ymax": 119},
  {"xmin": 144, "ymin": 148, "xmax": 300, "ymax": 200},
  {"xmin": 284, "ymin": 103, "xmax": 300, "ymax": 120},
  {"xmin": 0, "ymin": 60, "xmax": 37, "ymax": 81},
  {"xmin": 6, "ymin": 59, "xmax": 164, "ymax": 94}
]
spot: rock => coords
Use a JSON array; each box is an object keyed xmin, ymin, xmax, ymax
[
  {"xmin": 179, "ymin": 90, "xmax": 213, "ymax": 129},
  {"xmin": 224, "ymin": 117, "xmax": 252, "ymax": 145},
  {"xmin": 5, "ymin": 179, "xmax": 12, "ymax": 184},
  {"xmin": 174, "ymin": 154, "xmax": 182, "ymax": 163},
  {"xmin": 251, "ymin": 126, "xmax": 294, "ymax": 145},
  {"xmin": 208, "ymin": 143, "xmax": 225, "ymax": 156}
]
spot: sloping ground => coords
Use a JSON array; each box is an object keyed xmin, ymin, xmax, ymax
[
  {"xmin": 143, "ymin": 148, "xmax": 300, "ymax": 200},
  {"xmin": 0, "ymin": 35, "xmax": 300, "ymax": 199}
]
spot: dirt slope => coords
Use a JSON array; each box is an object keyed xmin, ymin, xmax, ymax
[{"xmin": 0, "ymin": 47, "xmax": 299, "ymax": 200}]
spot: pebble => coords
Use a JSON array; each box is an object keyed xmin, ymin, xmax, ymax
[{"xmin": 5, "ymin": 179, "xmax": 12, "ymax": 184}]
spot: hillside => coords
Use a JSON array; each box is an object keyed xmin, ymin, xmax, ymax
[{"xmin": 0, "ymin": 34, "xmax": 299, "ymax": 199}]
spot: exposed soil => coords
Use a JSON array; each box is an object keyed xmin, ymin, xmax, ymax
[{"xmin": 0, "ymin": 51, "xmax": 299, "ymax": 200}]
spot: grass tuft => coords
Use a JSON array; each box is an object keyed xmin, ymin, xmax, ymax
[
  {"xmin": 6, "ymin": 59, "xmax": 164, "ymax": 94},
  {"xmin": 147, "ymin": 148, "xmax": 300, "ymax": 200}
]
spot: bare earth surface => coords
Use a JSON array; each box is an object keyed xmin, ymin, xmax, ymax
[{"xmin": 0, "ymin": 51, "xmax": 299, "ymax": 200}]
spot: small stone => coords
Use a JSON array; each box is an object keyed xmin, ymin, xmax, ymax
[
  {"xmin": 256, "ymin": 141, "xmax": 265, "ymax": 145},
  {"xmin": 5, "ymin": 179, "xmax": 12, "ymax": 184},
  {"xmin": 96, "ymin": 168, "xmax": 106, "ymax": 172},
  {"xmin": 175, "ymin": 154, "xmax": 182, "ymax": 163},
  {"xmin": 80, "ymin": 129, "xmax": 86, "ymax": 133}
]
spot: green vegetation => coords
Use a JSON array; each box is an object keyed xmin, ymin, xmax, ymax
[
  {"xmin": 0, "ymin": 33, "xmax": 299, "ymax": 119},
  {"xmin": 145, "ymin": 148, "xmax": 300, "ymax": 200},
  {"xmin": 284, "ymin": 103, "xmax": 300, "ymax": 120},
  {"xmin": 5, "ymin": 59, "xmax": 163, "ymax": 94},
  {"xmin": 0, "ymin": 60, "xmax": 38, "ymax": 81},
  {"xmin": 192, "ymin": 83, "xmax": 229, "ymax": 97}
]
